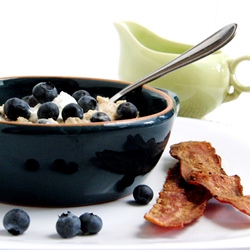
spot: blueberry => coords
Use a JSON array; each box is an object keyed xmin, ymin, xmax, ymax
[
  {"xmin": 72, "ymin": 90, "xmax": 90, "ymax": 101},
  {"xmin": 79, "ymin": 212, "xmax": 103, "ymax": 235},
  {"xmin": 22, "ymin": 95, "xmax": 39, "ymax": 107},
  {"xmin": 56, "ymin": 211, "xmax": 81, "ymax": 238},
  {"xmin": 133, "ymin": 184, "xmax": 153, "ymax": 205},
  {"xmin": 3, "ymin": 208, "xmax": 30, "ymax": 235},
  {"xmin": 61, "ymin": 103, "xmax": 83, "ymax": 121},
  {"xmin": 32, "ymin": 82, "xmax": 58, "ymax": 103},
  {"xmin": 77, "ymin": 96, "xmax": 97, "ymax": 113},
  {"xmin": 116, "ymin": 102, "xmax": 138, "ymax": 120},
  {"xmin": 37, "ymin": 102, "xmax": 59, "ymax": 120},
  {"xmin": 3, "ymin": 97, "xmax": 31, "ymax": 121},
  {"xmin": 90, "ymin": 112, "xmax": 111, "ymax": 122}
]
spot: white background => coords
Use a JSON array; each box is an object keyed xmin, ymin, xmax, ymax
[{"xmin": 0, "ymin": 0, "xmax": 249, "ymax": 126}]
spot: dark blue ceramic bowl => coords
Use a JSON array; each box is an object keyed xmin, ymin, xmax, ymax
[{"xmin": 0, "ymin": 76, "xmax": 179, "ymax": 206}]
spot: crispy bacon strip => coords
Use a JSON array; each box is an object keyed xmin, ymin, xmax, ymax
[
  {"xmin": 144, "ymin": 164, "xmax": 211, "ymax": 228},
  {"xmin": 170, "ymin": 141, "xmax": 250, "ymax": 216}
]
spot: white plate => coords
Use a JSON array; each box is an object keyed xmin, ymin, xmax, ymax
[{"xmin": 1, "ymin": 117, "xmax": 250, "ymax": 250}]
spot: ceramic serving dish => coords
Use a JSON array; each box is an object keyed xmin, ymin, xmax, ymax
[{"xmin": 0, "ymin": 76, "xmax": 179, "ymax": 206}]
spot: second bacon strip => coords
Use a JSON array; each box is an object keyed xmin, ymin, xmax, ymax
[{"xmin": 144, "ymin": 164, "xmax": 211, "ymax": 228}]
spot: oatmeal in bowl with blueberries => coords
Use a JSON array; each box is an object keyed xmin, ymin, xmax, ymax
[{"xmin": 0, "ymin": 81, "xmax": 139, "ymax": 125}]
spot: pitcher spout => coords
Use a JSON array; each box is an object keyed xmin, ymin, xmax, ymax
[{"xmin": 114, "ymin": 21, "xmax": 192, "ymax": 55}]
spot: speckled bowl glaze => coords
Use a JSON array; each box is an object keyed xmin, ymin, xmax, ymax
[{"xmin": 0, "ymin": 76, "xmax": 179, "ymax": 207}]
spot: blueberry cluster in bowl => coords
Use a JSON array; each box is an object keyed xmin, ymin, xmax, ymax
[{"xmin": 0, "ymin": 82, "xmax": 139, "ymax": 124}]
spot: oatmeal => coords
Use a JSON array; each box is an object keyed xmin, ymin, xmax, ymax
[{"xmin": 0, "ymin": 81, "xmax": 139, "ymax": 124}]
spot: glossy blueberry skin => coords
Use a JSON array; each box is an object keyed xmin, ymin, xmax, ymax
[
  {"xmin": 3, "ymin": 208, "xmax": 30, "ymax": 235},
  {"xmin": 72, "ymin": 90, "xmax": 90, "ymax": 101},
  {"xmin": 77, "ymin": 95, "xmax": 98, "ymax": 113},
  {"xmin": 133, "ymin": 184, "xmax": 154, "ymax": 204},
  {"xmin": 32, "ymin": 82, "xmax": 58, "ymax": 103},
  {"xmin": 79, "ymin": 212, "xmax": 103, "ymax": 235},
  {"xmin": 3, "ymin": 97, "xmax": 31, "ymax": 121},
  {"xmin": 116, "ymin": 102, "xmax": 138, "ymax": 120},
  {"xmin": 56, "ymin": 211, "xmax": 81, "ymax": 238},
  {"xmin": 90, "ymin": 112, "xmax": 111, "ymax": 122},
  {"xmin": 37, "ymin": 102, "xmax": 59, "ymax": 121},
  {"xmin": 22, "ymin": 95, "xmax": 38, "ymax": 107},
  {"xmin": 61, "ymin": 103, "xmax": 83, "ymax": 121}
]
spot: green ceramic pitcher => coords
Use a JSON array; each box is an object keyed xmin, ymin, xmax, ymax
[{"xmin": 115, "ymin": 21, "xmax": 250, "ymax": 118}]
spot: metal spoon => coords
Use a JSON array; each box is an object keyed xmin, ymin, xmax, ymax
[{"xmin": 110, "ymin": 23, "xmax": 237, "ymax": 102}]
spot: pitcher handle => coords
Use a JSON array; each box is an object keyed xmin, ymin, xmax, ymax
[{"xmin": 225, "ymin": 55, "xmax": 250, "ymax": 102}]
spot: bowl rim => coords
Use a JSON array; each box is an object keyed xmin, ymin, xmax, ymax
[{"xmin": 0, "ymin": 75, "xmax": 174, "ymax": 127}]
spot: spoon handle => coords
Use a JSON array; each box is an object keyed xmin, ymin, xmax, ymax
[{"xmin": 110, "ymin": 23, "xmax": 237, "ymax": 102}]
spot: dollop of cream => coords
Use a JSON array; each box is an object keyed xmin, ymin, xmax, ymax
[
  {"xmin": 28, "ymin": 91, "xmax": 77, "ymax": 123},
  {"xmin": 52, "ymin": 91, "xmax": 77, "ymax": 119}
]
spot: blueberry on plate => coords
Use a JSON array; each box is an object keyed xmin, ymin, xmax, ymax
[
  {"xmin": 133, "ymin": 184, "xmax": 154, "ymax": 205},
  {"xmin": 3, "ymin": 208, "xmax": 30, "ymax": 235},
  {"xmin": 32, "ymin": 82, "xmax": 58, "ymax": 103},
  {"xmin": 61, "ymin": 103, "xmax": 83, "ymax": 121},
  {"xmin": 72, "ymin": 90, "xmax": 90, "ymax": 101},
  {"xmin": 3, "ymin": 97, "xmax": 31, "ymax": 121},
  {"xmin": 90, "ymin": 112, "xmax": 111, "ymax": 122},
  {"xmin": 56, "ymin": 211, "xmax": 81, "ymax": 238},
  {"xmin": 79, "ymin": 212, "xmax": 103, "ymax": 235},
  {"xmin": 37, "ymin": 102, "xmax": 59, "ymax": 121},
  {"xmin": 77, "ymin": 95, "xmax": 97, "ymax": 113},
  {"xmin": 116, "ymin": 102, "xmax": 138, "ymax": 120}
]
